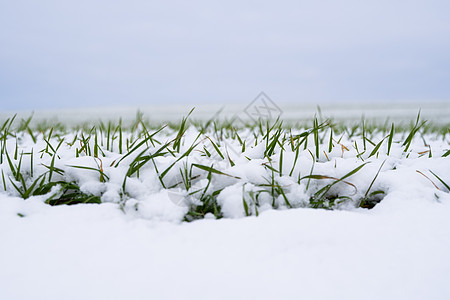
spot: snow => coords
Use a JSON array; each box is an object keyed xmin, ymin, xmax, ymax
[{"xmin": 1, "ymin": 192, "xmax": 450, "ymax": 300}]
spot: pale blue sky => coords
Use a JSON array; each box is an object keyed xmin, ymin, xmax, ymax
[{"xmin": 1, "ymin": 0, "xmax": 449, "ymax": 111}]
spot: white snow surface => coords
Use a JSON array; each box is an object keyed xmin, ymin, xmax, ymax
[{"xmin": 1, "ymin": 192, "xmax": 450, "ymax": 300}]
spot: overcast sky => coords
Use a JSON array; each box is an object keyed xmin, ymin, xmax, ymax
[{"xmin": 1, "ymin": 0, "xmax": 449, "ymax": 111}]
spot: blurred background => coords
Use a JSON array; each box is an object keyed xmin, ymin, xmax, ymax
[{"xmin": 1, "ymin": 0, "xmax": 449, "ymax": 118}]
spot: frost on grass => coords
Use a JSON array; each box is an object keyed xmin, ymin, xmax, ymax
[{"xmin": 0, "ymin": 113, "xmax": 449, "ymax": 222}]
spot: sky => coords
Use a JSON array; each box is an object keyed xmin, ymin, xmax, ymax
[{"xmin": 1, "ymin": 0, "xmax": 449, "ymax": 111}]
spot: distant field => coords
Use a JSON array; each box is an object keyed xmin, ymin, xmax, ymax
[{"xmin": 2, "ymin": 101, "xmax": 450, "ymax": 126}]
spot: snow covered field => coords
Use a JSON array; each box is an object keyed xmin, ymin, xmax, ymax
[
  {"xmin": 1, "ymin": 105, "xmax": 449, "ymax": 299},
  {"xmin": 2, "ymin": 101, "xmax": 450, "ymax": 125}
]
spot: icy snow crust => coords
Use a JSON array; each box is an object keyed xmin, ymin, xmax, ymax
[{"xmin": 1, "ymin": 116, "xmax": 449, "ymax": 299}]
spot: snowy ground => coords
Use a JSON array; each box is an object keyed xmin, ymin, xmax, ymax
[
  {"xmin": 2, "ymin": 101, "xmax": 450, "ymax": 125},
  {"xmin": 2, "ymin": 192, "xmax": 450, "ymax": 300},
  {"xmin": 1, "ymin": 105, "xmax": 449, "ymax": 299}
]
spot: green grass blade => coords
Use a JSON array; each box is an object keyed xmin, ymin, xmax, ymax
[
  {"xmin": 387, "ymin": 123, "xmax": 394, "ymax": 155},
  {"xmin": 429, "ymin": 170, "xmax": 450, "ymax": 191},
  {"xmin": 364, "ymin": 160, "xmax": 386, "ymax": 198},
  {"xmin": 192, "ymin": 164, "xmax": 241, "ymax": 179}
]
